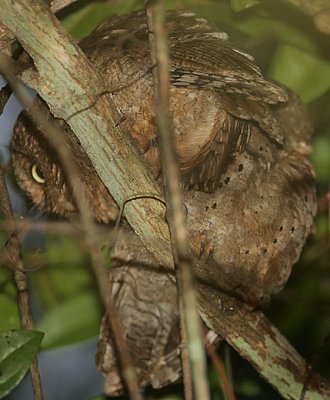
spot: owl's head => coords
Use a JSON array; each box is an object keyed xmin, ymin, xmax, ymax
[
  {"xmin": 11, "ymin": 110, "xmax": 119, "ymax": 223},
  {"xmin": 11, "ymin": 112, "xmax": 76, "ymax": 217}
]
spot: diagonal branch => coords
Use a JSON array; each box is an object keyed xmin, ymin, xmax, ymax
[
  {"xmin": 198, "ymin": 284, "xmax": 330, "ymax": 400},
  {"xmin": 0, "ymin": 0, "xmax": 174, "ymax": 271}
]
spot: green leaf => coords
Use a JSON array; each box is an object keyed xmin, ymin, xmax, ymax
[
  {"xmin": 231, "ymin": 0, "xmax": 259, "ymax": 12},
  {"xmin": 0, "ymin": 330, "xmax": 43, "ymax": 399},
  {"xmin": 269, "ymin": 44, "xmax": 330, "ymax": 103},
  {"xmin": 37, "ymin": 293, "xmax": 102, "ymax": 349}
]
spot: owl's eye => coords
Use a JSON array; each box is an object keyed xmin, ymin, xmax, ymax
[{"xmin": 31, "ymin": 164, "xmax": 46, "ymax": 184}]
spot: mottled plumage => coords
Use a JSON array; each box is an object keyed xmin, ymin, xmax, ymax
[{"xmin": 10, "ymin": 9, "xmax": 316, "ymax": 395}]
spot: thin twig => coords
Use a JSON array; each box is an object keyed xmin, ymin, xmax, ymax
[
  {"xmin": 144, "ymin": 3, "xmax": 210, "ymax": 400},
  {"xmin": 224, "ymin": 344, "xmax": 234, "ymax": 391},
  {"xmin": 0, "ymin": 218, "xmax": 84, "ymax": 237},
  {"xmin": 114, "ymin": 193, "xmax": 166, "ymax": 232},
  {"xmin": 204, "ymin": 332, "xmax": 236, "ymax": 400},
  {"xmin": 0, "ymin": 167, "xmax": 44, "ymax": 400},
  {"xmin": 0, "ymin": 55, "xmax": 142, "ymax": 400}
]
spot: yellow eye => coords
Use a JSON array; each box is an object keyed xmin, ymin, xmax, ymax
[{"xmin": 31, "ymin": 164, "xmax": 45, "ymax": 184}]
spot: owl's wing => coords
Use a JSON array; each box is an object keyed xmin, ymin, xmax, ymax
[
  {"xmin": 170, "ymin": 34, "xmax": 287, "ymax": 103},
  {"xmin": 182, "ymin": 114, "xmax": 252, "ymax": 193},
  {"xmin": 168, "ymin": 32, "xmax": 289, "ymax": 191},
  {"xmin": 81, "ymin": 12, "xmax": 287, "ymax": 125},
  {"xmin": 80, "ymin": 12, "xmax": 289, "ymax": 194},
  {"xmin": 170, "ymin": 33, "xmax": 287, "ymax": 145}
]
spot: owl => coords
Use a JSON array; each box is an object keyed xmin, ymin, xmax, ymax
[{"xmin": 10, "ymin": 9, "xmax": 316, "ymax": 394}]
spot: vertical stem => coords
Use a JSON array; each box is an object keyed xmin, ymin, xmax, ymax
[
  {"xmin": 0, "ymin": 169, "xmax": 44, "ymax": 400},
  {"xmin": 144, "ymin": 3, "xmax": 210, "ymax": 399},
  {"xmin": 205, "ymin": 333, "xmax": 236, "ymax": 400}
]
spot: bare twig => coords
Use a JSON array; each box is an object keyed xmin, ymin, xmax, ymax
[
  {"xmin": 0, "ymin": 168, "xmax": 44, "ymax": 400},
  {"xmin": 204, "ymin": 332, "xmax": 236, "ymax": 400},
  {"xmin": 145, "ymin": 2, "xmax": 209, "ymax": 400},
  {"xmin": 0, "ymin": 218, "xmax": 94, "ymax": 238},
  {"xmin": 224, "ymin": 344, "xmax": 234, "ymax": 391},
  {"xmin": 114, "ymin": 193, "xmax": 166, "ymax": 232},
  {"xmin": 0, "ymin": 55, "xmax": 142, "ymax": 400}
]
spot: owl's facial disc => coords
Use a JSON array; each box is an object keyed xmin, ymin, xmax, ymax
[{"xmin": 31, "ymin": 164, "xmax": 46, "ymax": 184}]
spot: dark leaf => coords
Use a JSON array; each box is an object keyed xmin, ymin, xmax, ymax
[{"xmin": 0, "ymin": 329, "xmax": 43, "ymax": 399}]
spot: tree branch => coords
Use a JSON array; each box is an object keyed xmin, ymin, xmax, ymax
[
  {"xmin": 198, "ymin": 284, "xmax": 330, "ymax": 400},
  {"xmin": 0, "ymin": 0, "xmax": 174, "ymax": 271}
]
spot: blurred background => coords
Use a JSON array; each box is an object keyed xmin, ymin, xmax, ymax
[{"xmin": 0, "ymin": 0, "xmax": 329, "ymax": 399}]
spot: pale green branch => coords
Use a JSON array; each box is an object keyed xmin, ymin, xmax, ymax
[{"xmin": 0, "ymin": 0, "xmax": 173, "ymax": 270}]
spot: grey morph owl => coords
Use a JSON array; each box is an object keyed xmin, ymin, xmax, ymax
[{"xmin": 11, "ymin": 10, "xmax": 316, "ymax": 394}]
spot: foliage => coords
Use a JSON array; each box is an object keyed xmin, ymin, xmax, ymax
[{"xmin": 0, "ymin": 330, "xmax": 43, "ymax": 398}]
